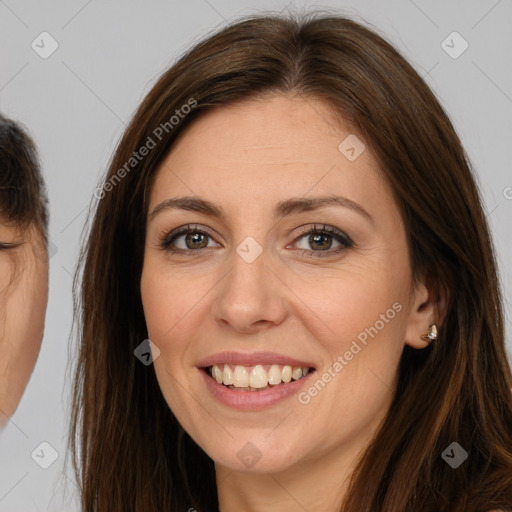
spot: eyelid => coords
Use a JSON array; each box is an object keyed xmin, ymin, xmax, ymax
[
  {"xmin": 290, "ymin": 224, "xmax": 353, "ymax": 245},
  {"xmin": 159, "ymin": 224, "xmax": 219, "ymax": 248},
  {"xmin": 0, "ymin": 242, "xmax": 20, "ymax": 250}
]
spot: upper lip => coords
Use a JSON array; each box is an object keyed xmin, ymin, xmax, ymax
[{"xmin": 197, "ymin": 351, "xmax": 317, "ymax": 369}]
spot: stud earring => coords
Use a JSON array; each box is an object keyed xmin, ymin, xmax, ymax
[{"xmin": 420, "ymin": 324, "xmax": 437, "ymax": 343}]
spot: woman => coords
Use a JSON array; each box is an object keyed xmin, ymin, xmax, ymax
[
  {"xmin": 71, "ymin": 11, "xmax": 512, "ymax": 512},
  {"xmin": 0, "ymin": 114, "xmax": 49, "ymax": 427}
]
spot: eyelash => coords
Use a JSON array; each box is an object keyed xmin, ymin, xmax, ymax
[{"xmin": 159, "ymin": 224, "xmax": 354, "ymax": 258}]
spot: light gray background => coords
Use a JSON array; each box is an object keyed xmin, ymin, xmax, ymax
[{"xmin": 0, "ymin": 1, "xmax": 511, "ymax": 510}]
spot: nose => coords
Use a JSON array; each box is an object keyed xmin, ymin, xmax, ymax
[{"xmin": 210, "ymin": 245, "xmax": 288, "ymax": 334}]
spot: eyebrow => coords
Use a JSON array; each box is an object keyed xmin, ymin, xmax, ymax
[{"xmin": 149, "ymin": 195, "xmax": 373, "ymax": 224}]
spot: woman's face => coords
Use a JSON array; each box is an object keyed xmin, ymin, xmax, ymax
[
  {"xmin": 140, "ymin": 94, "xmax": 433, "ymax": 474},
  {"xmin": 0, "ymin": 221, "xmax": 48, "ymax": 424}
]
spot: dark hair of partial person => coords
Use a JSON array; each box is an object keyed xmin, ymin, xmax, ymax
[
  {"xmin": 0, "ymin": 114, "xmax": 48, "ymax": 242},
  {"xmin": 69, "ymin": 10, "xmax": 512, "ymax": 512}
]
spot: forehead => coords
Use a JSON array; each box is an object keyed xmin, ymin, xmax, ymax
[{"xmin": 148, "ymin": 94, "xmax": 397, "ymax": 223}]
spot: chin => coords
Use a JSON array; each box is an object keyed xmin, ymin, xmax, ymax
[
  {"xmin": 213, "ymin": 452, "xmax": 298, "ymax": 474},
  {"xmin": 203, "ymin": 435, "xmax": 305, "ymax": 474}
]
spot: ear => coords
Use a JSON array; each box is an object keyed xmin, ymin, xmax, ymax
[{"xmin": 404, "ymin": 274, "xmax": 447, "ymax": 349}]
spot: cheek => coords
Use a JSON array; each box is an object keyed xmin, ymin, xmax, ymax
[
  {"xmin": 334, "ymin": 247, "xmax": 410, "ymax": 336},
  {"xmin": 291, "ymin": 276, "xmax": 405, "ymax": 440},
  {"xmin": 140, "ymin": 264, "xmax": 209, "ymax": 424},
  {"xmin": 140, "ymin": 261, "xmax": 207, "ymax": 352},
  {"xmin": 141, "ymin": 266, "xmax": 177, "ymax": 338},
  {"xmin": 0, "ymin": 254, "xmax": 13, "ymax": 297},
  {"xmin": 3, "ymin": 263, "xmax": 47, "ymax": 339},
  {"xmin": 295, "ymin": 258, "xmax": 406, "ymax": 340},
  {"xmin": 0, "ymin": 254, "xmax": 47, "ymax": 413},
  {"xmin": 288, "ymin": 258, "xmax": 409, "ymax": 402}
]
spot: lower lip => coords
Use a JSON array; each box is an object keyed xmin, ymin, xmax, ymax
[{"xmin": 198, "ymin": 367, "xmax": 316, "ymax": 411}]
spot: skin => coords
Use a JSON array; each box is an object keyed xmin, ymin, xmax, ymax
[
  {"xmin": 0, "ymin": 221, "xmax": 48, "ymax": 428},
  {"xmin": 140, "ymin": 93, "xmax": 438, "ymax": 512}
]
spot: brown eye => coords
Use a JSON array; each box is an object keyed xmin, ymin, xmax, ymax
[
  {"xmin": 160, "ymin": 225, "xmax": 217, "ymax": 254},
  {"xmin": 291, "ymin": 224, "xmax": 353, "ymax": 258},
  {"xmin": 181, "ymin": 232, "xmax": 209, "ymax": 250},
  {"xmin": 308, "ymin": 232, "xmax": 333, "ymax": 251}
]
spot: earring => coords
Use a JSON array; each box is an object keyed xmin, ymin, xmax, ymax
[{"xmin": 420, "ymin": 324, "xmax": 437, "ymax": 343}]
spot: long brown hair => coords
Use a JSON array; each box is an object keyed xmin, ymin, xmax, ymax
[{"xmin": 70, "ymin": 11, "xmax": 512, "ymax": 511}]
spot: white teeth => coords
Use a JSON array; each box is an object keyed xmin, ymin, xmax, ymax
[
  {"xmin": 249, "ymin": 365, "xmax": 268, "ymax": 388},
  {"xmin": 208, "ymin": 364, "xmax": 312, "ymax": 388},
  {"xmin": 281, "ymin": 365, "xmax": 292, "ymax": 383},
  {"xmin": 213, "ymin": 365, "xmax": 223, "ymax": 384},
  {"xmin": 292, "ymin": 367, "xmax": 303, "ymax": 380},
  {"xmin": 222, "ymin": 364, "xmax": 234, "ymax": 385},
  {"xmin": 268, "ymin": 364, "xmax": 282, "ymax": 385},
  {"xmin": 233, "ymin": 366, "xmax": 249, "ymax": 387}
]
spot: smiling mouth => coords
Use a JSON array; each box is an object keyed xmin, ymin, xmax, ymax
[{"xmin": 201, "ymin": 364, "xmax": 316, "ymax": 391}]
